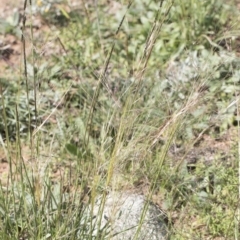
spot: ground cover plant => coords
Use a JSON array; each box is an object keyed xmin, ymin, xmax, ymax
[{"xmin": 0, "ymin": 0, "xmax": 240, "ymax": 239}]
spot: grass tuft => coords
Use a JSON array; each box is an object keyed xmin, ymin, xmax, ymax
[{"xmin": 0, "ymin": 0, "xmax": 240, "ymax": 239}]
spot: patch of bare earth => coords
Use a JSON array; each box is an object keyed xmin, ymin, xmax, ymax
[{"xmin": 0, "ymin": 0, "xmax": 21, "ymax": 74}]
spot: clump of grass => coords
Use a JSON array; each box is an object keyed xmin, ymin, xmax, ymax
[{"xmin": 0, "ymin": 0, "xmax": 240, "ymax": 239}]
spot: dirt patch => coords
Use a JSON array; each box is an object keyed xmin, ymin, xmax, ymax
[
  {"xmin": 0, "ymin": 0, "xmax": 20, "ymax": 19},
  {"xmin": 0, "ymin": 1, "xmax": 61, "ymax": 76},
  {"xmin": 0, "ymin": 35, "xmax": 22, "ymax": 75},
  {"xmin": 0, "ymin": 0, "xmax": 21, "ymax": 74}
]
